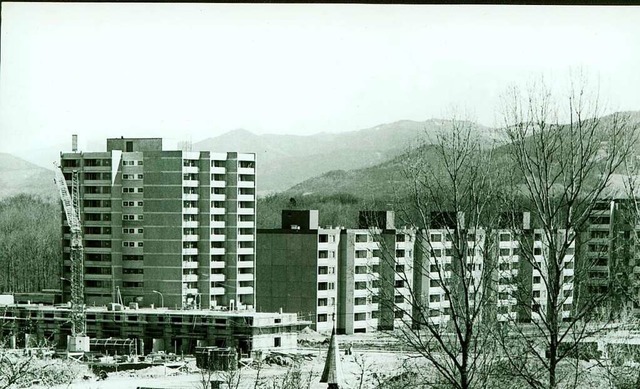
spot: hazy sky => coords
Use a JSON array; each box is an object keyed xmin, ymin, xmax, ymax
[{"xmin": 2, "ymin": 3, "xmax": 640, "ymax": 155}]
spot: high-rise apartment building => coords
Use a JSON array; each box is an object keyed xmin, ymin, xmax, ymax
[
  {"xmin": 581, "ymin": 199, "xmax": 640, "ymax": 315},
  {"xmin": 60, "ymin": 138, "xmax": 256, "ymax": 310}
]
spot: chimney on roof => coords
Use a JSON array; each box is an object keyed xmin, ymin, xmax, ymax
[{"xmin": 72, "ymin": 134, "xmax": 78, "ymax": 152}]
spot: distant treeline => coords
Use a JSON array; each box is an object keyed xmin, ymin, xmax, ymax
[
  {"xmin": 0, "ymin": 195, "xmax": 61, "ymax": 293},
  {"xmin": 257, "ymin": 192, "xmax": 417, "ymax": 229}
]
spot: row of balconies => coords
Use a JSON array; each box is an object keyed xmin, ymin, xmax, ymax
[{"xmin": 182, "ymin": 247, "xmax": 255, "ymax": 255}]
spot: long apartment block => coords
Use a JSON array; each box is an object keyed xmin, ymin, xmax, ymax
[
  {"xmin": 256, "ymin": 210, "xmax": 414, "ymax": 334},
  {"xmin": 60, "ymin": 137, "xmax": 256, "ymax": 310},
  {"xmin": 413, "ymin": 212, "xmax": 575, "ymax": 326}
]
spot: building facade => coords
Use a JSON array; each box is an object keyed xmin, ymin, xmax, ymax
[
  {"xmin": 60, "ymin": 138, "xmax": 256, "ymax": 310},
  {"xmin": 0, "ymin": 303, "xmax": 304, "ymax": 357},
  {"xmin": 256, "ymin": 210, "xmax": 413, "ymax": 334}
]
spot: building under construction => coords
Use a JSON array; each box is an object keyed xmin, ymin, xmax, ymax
[{"xmin": 0, "ymin": 302, "xmax": 307, "ymax": 358}]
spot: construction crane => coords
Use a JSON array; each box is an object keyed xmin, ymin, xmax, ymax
[{"xmin": 53, "ymin": 163, "xmax": 90, "ymax": 352}]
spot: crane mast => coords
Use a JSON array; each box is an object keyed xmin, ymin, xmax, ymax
[{"xmin": 53, "ymin": 163, "xmax": 89, "ymax": 352}]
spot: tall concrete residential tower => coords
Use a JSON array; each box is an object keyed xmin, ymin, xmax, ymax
[{"xmin": 60, "ymin": 138, "xmax": 256, "ymax": 310}]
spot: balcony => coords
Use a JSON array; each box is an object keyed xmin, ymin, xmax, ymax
[
  {"xmin": 238, "ymin": 273, "xmax": 254, "ymax": 282},
  {"xmin": 211, "ymin": 261, "xmax": 225, "ymax": 268},
  {"xmin": 183, "ymin": 221, "xmax": 199, "ymax": 228},
  {"xmin": 211, "ymin": 274, "xmax": 225, "ymax": 282},
  {"xmin": 182, "ymin": 275, "xmax": 198, "ymax": 282},
  {"xmin": 237, "ymin": 207, "xmax": 254, "ymax": 215},
  {"xmin": 182, "ymin": 193, "xmax": 199, "ymax": 201},
  {"xmin": 238, "ymin": 286, "xmax": 253, "ymax": 295},
  {"xmin": 237, "ymin": 247, "xmax": 254, "ymax": 255},
  {"xmin": 182, "ymin": 166, "xmax": 199, "ymax": 174},
  {"xmin": 237, "ymin": 234, "xmax": 254, "ymax": 242},
  {"xmin": 210, "ymin": 221, "xmax": 225, "ymax": 228},
  {"xmin": 211, "ymin": 248, "xmax": 225, "ymax": 255},
  {"xmin": 237, "ymin": 260, "xmax": 254, "ymax": 268},
  {"xmin": 238, "ymin": 167, "xmax": 255, "ymax": 175},
  {"xmin": 211, "ymin": 207, "xmax": 225, "ymax": 215},
  {"xmin": 182, "ymin": 261, "xmax": 198, "ymax": 269},
  {"xmin": 211, "ymin": 234, "xmax": 225, "ymax": 242},
  {"xmin": 183, "ymin": 234, "xmax": 199, "ymax": 242},
  {"xmin": 184, "ymin": 288, "xmax": 199, "ymax": 295},
  {"xmin": 183, "ymin": 208, "xmax": 198, "ymax": 215},
  {"xmin": 237, "ymin": 221, "xmax": 254, "ymax": 228},
  {"xmin": 182, "ymin": 180, "xmax": 199, "ymax": 187},
  {"xmin": 211, "ymin": 180, "xmax": 225, "ymax": 188},
  {"xmin": 211, "ymin": 194, "xmax": 226, "ymax": 201},
  {"xmin": 237, "ymin": 181, "xmax": 254, "ymax": 188},
  {"xmin": 237, "ymin": 194, "xmax": 254, "ymax": 202},
  {"xmin": 210, "ymin": 166, "xmax": 226, "ymax": 174},
  {"xmin": 182, "ymin": 248, "xmax": 198, "ymax": 255},
  {"xmin": 210, "ymin": 287, "xmax": 225, "ymax": 295}
]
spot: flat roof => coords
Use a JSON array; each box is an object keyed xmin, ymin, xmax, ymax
[{"xmin": 4, "ymin": 304, "xmax": 300, "ymax": 319}]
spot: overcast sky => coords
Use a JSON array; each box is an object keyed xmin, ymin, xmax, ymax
[{"xmin": 2, "ymin": 3, "xmax": 640, "ymax": 155}]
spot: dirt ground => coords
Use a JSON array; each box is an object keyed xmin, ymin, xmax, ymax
[
  {"xmin": 44, "ymin": 332, "xmax": 414, "ymax": 389},
  {"xmin": 44, "ymin": 351, "xmax": 408, "ymax": 389}
]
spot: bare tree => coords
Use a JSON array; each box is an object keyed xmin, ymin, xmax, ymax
[
  {"xmin": 373, "ymin": 117, "xmax": 507, "ymax": 389},
  {"xmin": 496, "ymin": 76, "xmax": 639, "ymax": 389}
]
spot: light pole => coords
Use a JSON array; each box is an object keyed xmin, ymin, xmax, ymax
[{"xmin": 152, "ymin": 290, "xmax": 164, "ymax": 308}]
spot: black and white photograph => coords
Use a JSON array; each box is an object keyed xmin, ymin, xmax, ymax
[{"xmin": 2, "ymin": 3, "xmax": 640, "ymax": 388}]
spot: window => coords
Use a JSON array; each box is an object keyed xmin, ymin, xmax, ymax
[
  {"xmin": 430, "ymin": 279, "xmax": 441, "ymax": 288},
  {"xmin": 430, "ymin": 264, "xmax": 439, "ymax": 273},
  {"xmin": 429, "ymin": 294, "xmax": 440, "ymax": 303},
  {"xmin": 395, "ymin": 280, "xmax": 405, "ymax": 288},
  {"xmin": 395, "ymin": 264, "xmax": 405, "ymax": 272},
  {"xmin": 355, "ymin": 266, "xmax": 367, "ymax": 274},
  {"xmin": 534, "ymin": 247, "xmax": 542, "ymax": 256},
  {"xmin": 355, "ymin": 282, "xmax": 367, "ymax": 290},
  {"xmin": 430, "ymin": 233, "xmax": 441, "ymax": 242},
  {"xmin": 396, "ymin": 234, "xmax": 405, "ymax": 242},
  {"xmin": 319, "ymin": 234, "xmax": 328, "ymax": 243},
  {"xmin": 533, "ymin": 291, "xmax": 541, "ymax": 298},
  {"xmin": 355, "ymin": 297, "xmax": 367, "ymax": 305},
  {"xmin": 274, "ymin": 337, "xmax": 281, "ymax": 347},
  {"xmin": 500, "ymin": 233, "xmax": 511, "ymax": 242},
  {"xmin": 318, "ymin": 298, "xmax": 328, "ymax": 306},
  {"xmin": 319, "ymin": 250, "xmax": 329, "ymax": 259},
  {"xmin": 355, "ymin": 250, "xmax": 367, "ymax": 259},
  {"xmin": 318, "ymin": 266, "xmax": 328, "ymax": 275},
  {"xmin": 317, "ymin": 314, "xmax": 328, "ymax": 322},
  {"xmin": 396, "ymin": 250, "xmax": 405, "ymax": 258},
  {"xmin": 432, "ymin": 248, "xmax": 442, "ymax": 257},
  {"xmin": 394, "ymin": 295, "xmax": 404, "ymax": 303},
  {"xmin": 533, "ymin": 276, "xmax": 541, "ymax": 284},
  {"xmin": 500, "ymin": 248, "xmax": 510, "ymax": 256},
  {"xmin": 395, "ymin": 310, "xmax": 404, "ymax": 319},
  {"xmin": 354, "ymin": 313, "xmax": 366, "ymax": 321},
  {"xmin": 318, "ymin": 282, "xmax": 335, "ymax": 290},
  {"xmin": 355, "ymin": 234, "xmax": 368, "ymax": 242}
]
